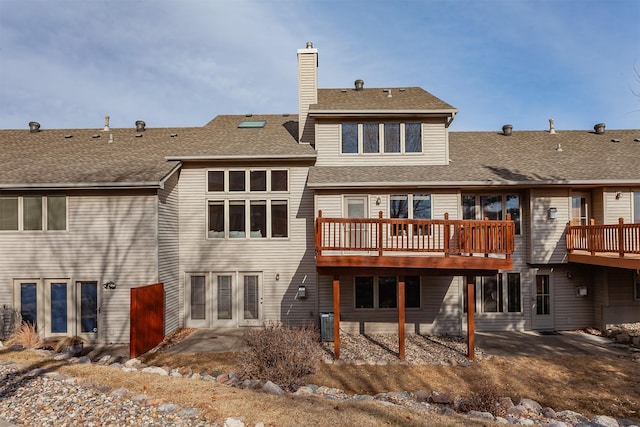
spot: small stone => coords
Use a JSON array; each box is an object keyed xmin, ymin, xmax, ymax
[
  {"xmin": 124, "ymin": 358, "xmax": 143, "ymax": 368},
  {"xmin": 223, "ymin": 417, "xmax": 246, "ymax": 427},
  {"xmin": 294, "ymin": 386, "xmax": 314, "ymax": 396},
  {"xmin": 468, "ymin": 410, "xmax": 495, "ymax": 420},
  {"xmin": 591, "ymin": 415, "xmax": 619, "ymax": 427},
  {"xmin": 77, "ymin": 356, "xmax": 92, "ymax": 364},
  {"xmin": 262, "ymin": 380, "xmax": 284, "ymax": 396},
  {"xmin": 142, "ymin": 366, "xmax": 169, "ymax": 376},
  {"xmin": 216, "ymin": 373, "xmax": 229, "ymax": 383},
  {"xmin": 177, "ymin": 408, "xmax": 199, "ymax": 417},
  {"xmin": 507, "ymin": 405, "xmax": 528, "ymax": 417},
  {"xmin": 413, "ymin": 389, "xmax": 429, "ymax": 402},
  {"xmin": 158, "ymin": 403, "xmax": 179, "ymax": 412},
  {"xmin": 518, "ymin": 398, "xmax": 543, "ymax": 414},
  {"xmin": 542, "ymin": 422, "xmax": 568, "ymax": 427},
  {"xmin": 615, "ymin": 333, "xmax": 631, "ymax": 343},
  {"xmin": 110, "ymin": 388, "xmax": 129, "ymax": 397},
  {"xmin": 429, "ymin": 391, "xmax": 452, "ymax": 404},
  {"xmin": 542, "ymin": 407, "xmax": 557, "ymax": 419}
]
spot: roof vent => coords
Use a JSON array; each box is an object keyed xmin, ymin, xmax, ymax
[
  {"xmin": 103, "ymin": 115, "xmax": 110, "ymax": 132},
  {"xmin": 135, "ymin": 120, "xmax": 146, "ymax": 132},
  {"xmin": 502, "ymin": 124, "xmax": 513, "ymax": 136},
  {"xmin": 548, "ymin": 118, "xmax": 556, "ymax": 134},
  {"xmin": 306, "ymin": 41, "xmax": 313, "ymax": 49},
  {"xmin": 28, "ymin": 121, "xmax": 41, "ymax": 133},
  {"xmin": 92, "ymin": 134, "xmax": 100, "ymax": 139},
  {"xmin": 170, "ymin": 133, "xmax": 178, "ymax": 138},
  {"xmin": 555, "ymin": 143, "xmax": 563, "ymax": 152},
  {"xmin": 64, "ymin": 134, "xmax": 73, "ymax": 139},
  {"xmin": 354, "ymin": 79, "xmax": 364, "ymax": 91},
  {"xmin": 611, "ymin": 139, "xmax": 620, "ymax": 143},
  {"xmin": 594, "ymin": 123, "xmax": 605, "ymax": 134}
]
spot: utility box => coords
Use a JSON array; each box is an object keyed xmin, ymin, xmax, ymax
[{"xmin": 320, "ymin": 312, "xmax": 334, "ymax": 342}]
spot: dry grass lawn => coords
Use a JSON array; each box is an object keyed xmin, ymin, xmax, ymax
[{"xmin": 1, "ymin": 344, "xmax": 639, "ymax": 426}]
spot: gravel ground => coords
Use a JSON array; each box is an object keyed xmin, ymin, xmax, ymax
[
  {"xmin": 0, "ymin": 361, "xmax": 210, "ymax": 427},
  {"xmin": 321, "ymin": 333, "xmax": 479, "ymax": 365}
]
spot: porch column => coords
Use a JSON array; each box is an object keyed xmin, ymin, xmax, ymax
[
  {"xmin": 398, "ymin": 275, "xmax": 406, "ymax": 360},
  {"xmin": 467, "ymin": 276, "xmax": 475, "ymax": 361},
  {"xmin": 333, "ymin": 275, "xmax": 340, "ymax": 360}
]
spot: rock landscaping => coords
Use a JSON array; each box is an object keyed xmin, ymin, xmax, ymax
[{"xmin": 1, "ymin": 325, "xmax": 639, "ymax": 427}]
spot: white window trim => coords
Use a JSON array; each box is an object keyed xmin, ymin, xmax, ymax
[
  {"xmin": 206, "ymin": 168, "xmax": 290, "ymax": 194},
  {"xmin": 0, "ymin": 196, "xmax": 67, "ymax": 232},
  {"xmin": 340, "ymin": 122, "xmax": 423, "ymax": 155}
]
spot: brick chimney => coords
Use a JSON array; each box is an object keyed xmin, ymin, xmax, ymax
[{"xmin": 297, "ymin": 42, "xmax": 318, "ymax": 145}]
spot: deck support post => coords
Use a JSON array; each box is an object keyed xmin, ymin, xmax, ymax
[
  {"xmin": 467, "ymin": 277, "xmax": 475, "ymax": 361},
  {"xmin": 398, "ymin": 275, "xmax": 405, "ymax": 360},
  {"xmin": 333, "ymin": 275, "xmax": 340, "ymax": 360}
]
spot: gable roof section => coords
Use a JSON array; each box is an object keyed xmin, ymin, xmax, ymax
[
  {"xmin": 166, "ymin": 114, "xmax": 315, "ymax": 161},
  {"xmin": 308, "ymin": 129, "xmax": 640, "ymax": 188},
  {"xmin": 0, "ymin": 114, "xmax": 314, "ymax": 190},
  {"xmin": 310, "ymin": 87, "xmax": 457, "ymax": 115}
]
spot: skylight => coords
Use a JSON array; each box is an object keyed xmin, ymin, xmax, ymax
[{"xmin": 238, "ymin": 120, "xmax": 266, "ymax": 128}]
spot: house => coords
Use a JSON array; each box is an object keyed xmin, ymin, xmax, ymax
[{"xmin": 1, "ymin": 43, "xmax": 638, "ymax": 358}]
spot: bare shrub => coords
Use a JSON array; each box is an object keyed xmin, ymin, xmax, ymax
[
  {"xmin": 8, "ymin": 323, "xmax": 41, "ymax": 348},
  {"xmin": 1, "ymin": 305, "xmax": 21, "ymax": 341},
  {"xmin": 237, "ymin": 322, "xmax": 323, "ymax": 391},
  {"xmin": 458, "ymin": 384, "xmax": 507, "ymax": 416}
]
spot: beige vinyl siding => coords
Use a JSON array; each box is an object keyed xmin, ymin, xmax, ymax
[
  {"xmin": 529, "ymin": 188, "xmax": 569, "ymax": 264},
  {"xmin": 314, "ymin": 119, "xmax": 449, "ymax": 167},
  {"xmin": 178, "ymin": 162, "xmax": 316, "ymax": 327},
  {"xmin": 602, "ymin": 268, "xmax": 640, "ymax": 326},
  {"xmin": 298, "ymin": 49, "xmax": 317, "ymax": 145},
  {"xmin": 552, "ymin": 267, "xmax": 593, "ymax": 330},
  {"xmin": 603, "ymin": 189, "xmax": 633, "ymax": 223},
  {"xmin": 593, "ymin": 268, "xmax": 608, "ymax": 329},
  {"xmin": 0, "ymin": 191, "xmax": 160, "ymax": 344},
  {"xmin": 592, "ymin": 188, "xmax": 604, "ymax": 224},
  {"xmin": 158, "ymin": 172, "xmax": 180, "ymax": 336}
]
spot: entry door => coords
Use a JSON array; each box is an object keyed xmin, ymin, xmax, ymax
[
  {"xmin": 344, "ymin": 196, "xmax": 368, "ymax": 249},
  {"xmin": 212, "ymin": 273, "xmax": 237, "ymax": 327},
  {"xmin": 44, "ymin": 279, "xmax": 73, "ymax": 337},
  {"xmin": 571, "ymin": 192, "xmax": 590, "ymax": 225},
  {"xmin": 76, "ymin": 281, "xmax": 99, "ymax": 340},
  {"xmin": 185, "ymin": 273, "xmax": 210, "ymax": 328},
  {"xmin": 239, "ymin": 273, "xmax": 263, "ymax": 326},
  {"xmin": 532, "ymin": 274, "xmax": 554, "ymax": 330}
]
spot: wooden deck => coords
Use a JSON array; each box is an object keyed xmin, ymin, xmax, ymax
[
  {"xmin": 566, "ymin": 219, "xmax": 640, "ymax": 270},
  {"xmin": 315, "ymin": 211, "xmax": 515, "ymax": 273}
]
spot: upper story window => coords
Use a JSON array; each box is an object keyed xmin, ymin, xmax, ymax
[
  {"xmin": 0, "ymin": 196, "xmax": 67, "ymax": 231},
  {"xmin": 207, "ymin": 169, "xmax": 289, "ymax": 239},
  {"xmin": 208, "ymin": 169, "xmax": 288, "ymax": 193},
  {"xmin": 634, "ymin": 191, "xmax": 640, "ymax": 223},
  {"xmin": 390, "ymin": 194, "xmax": 431, "ymax": 236},
  {"xmin": 462, "ymin": 194, "xmax": 521, "ymax": 235},
  {"xmin": 341, "ymin": 122, "xmax": 422, "ymax": 154}
]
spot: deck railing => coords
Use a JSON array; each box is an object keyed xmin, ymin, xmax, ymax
[
  {"xmin": 315, "ymin": 211, "xmax": 515, "ymax": 257},
  {"xmin": 566, "ymin": 218, "xmax": 640, "ymax": 257}
]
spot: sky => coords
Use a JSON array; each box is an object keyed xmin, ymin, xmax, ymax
[{"xmin": 1, "ymin": 0, "xmax": 639, "ymax": 132}]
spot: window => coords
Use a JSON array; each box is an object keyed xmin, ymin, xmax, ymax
[
  {"xmin": 207, "ymin": 169, "xmax": 289, "ymax": 239},
  {"xmin": 389, "ymin": 194, "xmax": 431, "ymax": 235},
  {"xmin": 341, "ymin": 123, "xmax": 358, "ymax": 154},
  {"xmin": 340, "ymin": 122, "xmax": 422, "ymax": 154},
  {"xmin": 463, "ymin": 273, "xmax": 521, "ymax": 313},
  {"xmin": 635, "ymin": 271, "xmax": 640, "ymax": 301},
  {"xmin": 0, "ymin": 196, "xmax": 67, "ymax": 231},
  {"xmin": 462, "ymin": 194, "xmax": 521, "ymax": 234},
  {"xmin": 354, "ymin": 276, "xmax": 421, "ymax": 309},
  {"xmin": 634, "ymin": 192, "xmax": 640, "ymax": 224}
]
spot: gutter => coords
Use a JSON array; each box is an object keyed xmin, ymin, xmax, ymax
[
  {"xmin": 0, "ymin": 182, "xmax": 162, "ymax": 191},
  {"xmin": 309, "ymin": 109, "xmax": 458, "ymax": 117},
  {"xmin": 307, "ymin": 179, "xmax": 640, "ymax": 189},
  {"xmin": 165, "ymin": 154, "xmax": 317, "ymax": 161}
]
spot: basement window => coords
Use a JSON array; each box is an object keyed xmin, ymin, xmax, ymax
[{"xmin": 238, "ymin": 120, "xmax": 266, "ymax": 128}]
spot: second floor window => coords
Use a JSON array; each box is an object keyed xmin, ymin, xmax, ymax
[
  {"xmin": 0, "ymin": 196, "xmax": 67, "ymax": 231},
  {"xmin": 341, "ymin": 122, "xmax": 422, "ymax": 154},
  {"xmin": 462, "ymin": 194, "xmax": 521, "ymax": 235},
  {"xmin": 634, "ymin": 191, "xmax": 640, "ymax": 223}
]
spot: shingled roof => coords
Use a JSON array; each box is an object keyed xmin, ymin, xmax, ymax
[
  {"xmin": 0, "ymin": 114, "xmax": 314, "ymax": 189},
  {"xmin": 311, "ymin": 87, "xmax": 456, "ymax": 113},
  {"xmin": 308, "ymin": 129, "xmax": 640, "ymax": 188}
]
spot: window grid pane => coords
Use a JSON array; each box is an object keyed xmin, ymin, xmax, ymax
[
  {"xmin": 481, "ymin": 195, "xmax": 502, "ymax": 220},
  {"xmin": 250, "ymin": 201, "xmax": 266, "ymax": 238},
  {"xmin": 405, "ymin": 276, "xmax": 421, "ymax": 308},
  {"xmin": 271, "ymin": 201, "xmax": 288, "ymax": 238},
  {"xmin": 378, "ymin": 276, "xmax": 397, "ymax": 308},
  {"xmin": 383, "ymin": 123, "xmax": 400, "ymax": 153},
  {"xmin": 405, "ymin": 123, "xmax": 422, "ymax": 152},
  {"xmin": 20, "ymin": 283, "xmax": 38, "ymax": 327},
  {"xmin": 50, "ymin": 282, "xmax": 68, "ymax": 333},
  {"xmin": 229, "ymin": 201, "xmax": 246, "ymax": 238},
  {"xmin": 507, "ymin": 273, "xmax": 521, "ymax": 312},
  {"xmin": 190, "ymin": 276, "xmax": 206, "ymax": 320},
  {"xmin": 207, "ymin": 171, "xmax": 224, "ymax": 192},
  {"xmin": 23, "ymin": 197, "xmax": 42, "ymax": 230},
  {"xmin": 634, "ymin": 192, "xmax": 640, "ymax": 223},
  {"xmin": 363, "ymin": 123, "xmax": 379, "ymax": 153},
  {"xmin": 250, "ymin": 170, "xmax": 267, "ymax": 192},
  {"xmin": 243, "ymin": 276, "xmax": 259, "ymax": 319},
  {"xmin": 229, "ymin": 171, "xmax": 245, "ymax": 192},
  {"xmin": 80, "ymin": 282, "xmax": 98, "ymax": 333},
  {"xmin": 0, "ymin": 197, "xmax": 18, "ymax": 230},
  {"xmin": 341, "ymin": 123, "xmax": 358, "ymax": 153},
  {"xmin": 271, "ymin": 170, "xmax": 288, "ymax": 192},
  {"xmin": 208, "ymin": 202, "xmax": 224, "ymax": 238},
  {"xmin": 217, "ymin": 276, "xmax": 232, "ymax": 320},
  {"xmin": 355, "ymin": 276, "xmax": 374, "ymax": 308},
  {"xmin": 47, "ymin": 196, "xmax": 66, "ymax": 231}
]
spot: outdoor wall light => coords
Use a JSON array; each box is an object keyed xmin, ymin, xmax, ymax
[
  {"xmin": 615, "ymin": 192, "xmax": 622, "ymax": 200},
  {"xmin": 297, "ymin": 285, "xmax": 307, "ymax": 299},
  {"xmin": 376, "ymin": 197, "xmax": 381, "ymax": 206},
  {"xmin": 548, "ymin": 207, "xmax": 558, "ymax": 220},
  {"xmin": 102, "ymin": 281, "xmax": 116, "ymax": 290},
  {"xmin": 576, "ymin": 285, "xmax": 587, "ymax": 297},
  {"xmin": 275, "ymin": 273, "xmax": 280, "ymax": 281},
  {"xmin": 566, "ymin": 271, "xmax": 573, "ymax": 279}
]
